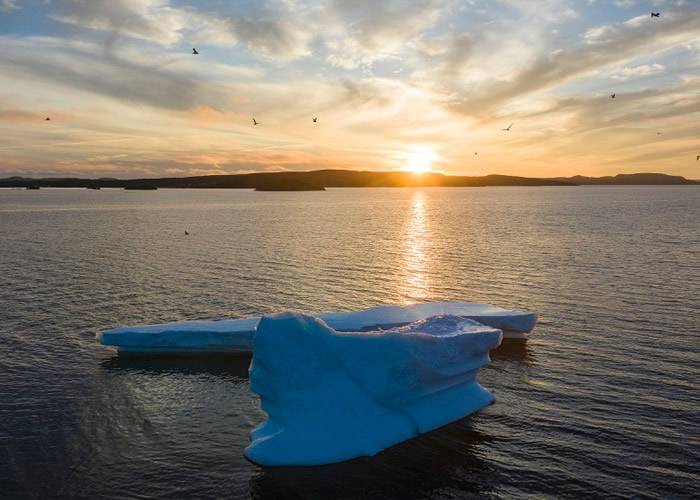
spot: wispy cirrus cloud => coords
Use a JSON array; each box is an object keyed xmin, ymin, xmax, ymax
[
  {"xmin": 48, "ymin": 0, "xmax": 315, "ymax": 61},
  {"xmin": 448, "ymin": 6, "xmax": 700, "ymax": 115},
  {"xmin": 611, "ymin": 63, "xmax": 666, "ymax": 80},
  {"xmin": 323, "ymin": 0, "xmax": 457, "ymax": 68},
  {"xmin": 49, "ymin": 0, "xmax": 189, "ymax": 46},
  {"xmin": 0, "ymin": 0, "xmax": 18, "ymax": 12},
  {"xmin": 0, "ymin": 36, "xmax": 225, "ymax": 110}
]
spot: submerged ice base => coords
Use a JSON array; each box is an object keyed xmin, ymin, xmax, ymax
[
  {"xmin": 98, "ymin": 301, "xmax": 537, "ymax": 354},
  {"xmin": 245, "ymin": 313, "xmax": 502, "ymax": 466}
]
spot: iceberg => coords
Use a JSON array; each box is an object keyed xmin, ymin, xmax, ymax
[
  {"xmin": 98, "ymin": 301, "xmax": 537, "ymax": 354},
  {"xmin": 321, "ymin": 301, "xmax": 536, "ymax": 335},
  {"xmin": 98, "ymin": 316, "xmax": 258, "ymax": 354},
  {"xmin": 245, "ymin": 313, "xmax": 502, "ymax": 466}
]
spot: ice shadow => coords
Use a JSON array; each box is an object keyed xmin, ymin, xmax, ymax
[
  {"xmin": 490, "ymin": 340, "xmax": 535, "ymax": 365},
  {"xmin": 100, "ymin": 353, "xmax": 252, "ymax": 378},
  {"xmin": 98, "ymin": 341, "xmax": 532, "ymax": 383},
  {"xmin": 249, "ymin": 416, "xmax": 497, "ymax": 499}
]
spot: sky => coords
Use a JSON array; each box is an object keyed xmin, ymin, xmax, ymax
[{"xmin": 0, "ymin": 0, "xmax": 698, "ymax": 179}]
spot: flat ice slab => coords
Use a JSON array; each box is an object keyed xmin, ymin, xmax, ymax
[
  {"xmin": 98, "ymin": 316, "xmax": 258, "ymax": 354},
  {"xmin": 245, "ymin": 313, "xmax": 502, "ymax": 466},
  {"xmin": 98, "ymin": 301, "xmax": 537, "ymax": 354},
  {"xmin": 321, "ymin": 301, "xmax": 536, "ymax": 335}
]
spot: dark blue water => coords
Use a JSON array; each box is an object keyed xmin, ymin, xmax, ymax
[{"xmin": 1, "ymin": 187, "xmax": 698, "ymax": 499}]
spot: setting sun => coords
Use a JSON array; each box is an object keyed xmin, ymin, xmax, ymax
[{"xmin": 402, "ymin": 148, "xmax": 436, "ymax": 174}]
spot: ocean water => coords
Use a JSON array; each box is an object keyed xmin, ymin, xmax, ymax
[{"xmin": 0, "ymin": 186, "xmax": 698, "ymax": 499}]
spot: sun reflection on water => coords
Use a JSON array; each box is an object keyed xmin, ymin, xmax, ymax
[{"xmin": 400, "ymin": 190, "xmax": 431, "ymax": 303}]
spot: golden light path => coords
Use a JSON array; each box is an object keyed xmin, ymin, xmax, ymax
[{"xmin": 400, "ymin": 190, "xmax": 431, "ymax": 303}]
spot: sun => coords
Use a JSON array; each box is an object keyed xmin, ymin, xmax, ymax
[{"xmin": 402, "ymin": 147, "xmax": 436, "ymax": 174}]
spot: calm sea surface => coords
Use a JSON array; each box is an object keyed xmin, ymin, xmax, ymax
[{"xmin": 1, "ymin": 187, "xmax": 698, "ymax": 499}]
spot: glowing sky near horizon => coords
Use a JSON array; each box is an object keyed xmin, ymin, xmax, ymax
[{"xmin": 0, "ymin": 0, "xmax": 698, "ymax": 179}]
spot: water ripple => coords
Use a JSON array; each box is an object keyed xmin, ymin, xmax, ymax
[{"xmin": 1, "ymin": 186, "xmax": 698, "ymax": 498}]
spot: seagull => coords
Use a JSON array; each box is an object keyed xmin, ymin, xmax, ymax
[
  {"xmin": 184, "ymin": 230, "xmax": 189, "ymax": 235},
  {"xmin": 502, "ymin": 123, "xmax": 513, "ymax": 131},
  {"xmin": 611, "ymin": 93, "xmax": 616, "ymax": 99},
  {"xmin": 313, "ymin": 117, "xmax": 318, "ymax": 123},
  {"xmin": 252, "ymin": 117, "xmax": 260, "ymax": 126},
  {"xmin": 651, "ymin": 12, "xmax": 660, "ymax": 18},
  {"xmin": 192, "ymin": 48, "xmax": 199, "ymax": 55}
]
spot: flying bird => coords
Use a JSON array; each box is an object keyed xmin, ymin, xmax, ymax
[
  {"xmin": 502, "ymin": 123, "xmax": 513, "ymax": 131},
  {"xmin": 252, "ymin": 117, "xmax": 260, "ymax": 126},
  {"xmin": 697, "ymin": 155, "xmax": 699, "ymax": 161},
  {"xmin": 313, "ymin": 117, "xmax": 318, "ymax": 123},
  {"xmin": 184, "ymin": 230, "xmax": 189, "ymax": 235},
  {"xmin": 192, "ymin": 48, "xmax": 199, "ymax": 55},
  {"xmin": 651, "ymin": 12, "xmax": 660, "ymax": 18},
  {"xmin": 611, "ymin": 93, "xmax": 616, "ymax": 99},
  {"xmin": 45, "ymin": 117, "xmax": 50, "ymax": 121},
  {"xmin": 657, "ymin": 131, "xmax": 662, "ymax": 135}
]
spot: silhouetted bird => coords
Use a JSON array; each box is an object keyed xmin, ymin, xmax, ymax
[
  {"xmin": 252, "ymin": 117, "xmax": 260, "ymax": 126},
  {"xmin": 192, "ymin": 48, "xmax": 199, "ymax": 54},
  {"xmin": 185, "ymin": 230, "xmax": 189, "ymax": 235},
  {"xmin": 651, "ymin": 12, "xmax": 660, "ymax": 18},
  {"xmin": 657, "ymin": 131, "xmax": 662, "ymax": 135},
  {"xmin": 45, "ymin": 117, "xmax": 50, "ymax": 121},
  {"xmin": 474, "ymin": 152, "xmax": 478, "ymax": 156},
  {"xmin": 697, "ymin": 155, "xmax": 700, "ymax": 161},
  {"xmin": 313, "ymin": 117, "xmax": 318, "ymax": 123},
  {"xmin": 611, "ymin": 93, "xmax": 616, "ymax": 99},
  {"xmin": 502, "ymin": 123, "xmax": 513, "ymax": 131}
]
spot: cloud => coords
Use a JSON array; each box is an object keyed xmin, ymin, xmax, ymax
[
  {"xmin": 0, "ymin": 0, "xmax": 18, "ymax": 12},
  {"xmin": 0, "ymin": 109, "xmax": 41, "ymax": 121},
  {"xmin": 49, "ymin": 0, "xmax": 314, "ymax": 61},
  {"xmin": 524, "ymin": 77, "xmax": 700, "ymax": 130},
  {"xmin": 611, "ymin": 63, "xmax": 666, "ymax": 80},
  {"xmin": 0, "ymin": 36, "xmax": 226, "ymax": 111},
  {"xmin": 411, "ymin": 32, "xmax": 475, "ymax": 80},
  {"xmin": 449, "ymin": 7, "xmax": 700, "ymax": 115},
  {"xmin": 495, "ymin": 0, "xmax": 579, "ymax": 23},
  {"xmin": 614, "ymin": 0, "xmax": 636, "ymax": 7},
  {"xmin": 49, "ymin": 0, "xmax": 188, "ymax": 46},
  {"xmin": 194, "ymin": 12, "xmax": 313, "ymax": 61},
  {"xmin": 323, "ymin": 0, "xmax": 456, "ymax": 68}
]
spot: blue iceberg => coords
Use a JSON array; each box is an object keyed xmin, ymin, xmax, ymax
[
  {"xmin": 98, "ymin": 301, "xmax": 537, "ymax": 354},
  {"xmin": 245, "ymin": 313, "xmax": 502, "ymax": 466}
]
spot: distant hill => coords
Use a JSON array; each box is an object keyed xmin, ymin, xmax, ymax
[
  {"xmin": 0, "ymin": 170, "xmax": 574, "ymax": 189},
  {"xmin": 1, "ymin": 170, "xmax": 697, "ymax": 189},
  {"xmin": 551, "ymin": 173, "xmax": 699, "ymax": 185}
]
